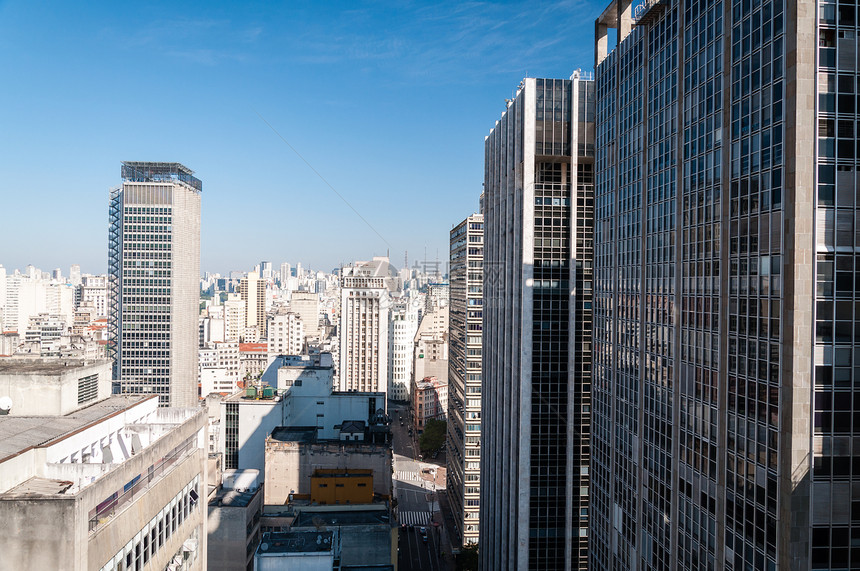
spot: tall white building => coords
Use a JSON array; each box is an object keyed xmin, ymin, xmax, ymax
[
  {"xmin": 79, "ymin": 274, "xmax": 108, "ymax": 317},
  {"xmin": 387, "ymin": 298, "xmax": 419, "ymax": 402},
  {"xmin": 239, "ymin": 272, "xmax": 266, "ymax": 341},
  {"xmin": 338, "ymin": 257, "xmax": 397, "ymax": 394},
  {"xmin": 290, "ymin": 290, "xmax": 320, "ymax": 341},
  {"xmin": 199, "ymin": 341, "xmax": 240, "ymax": 396},
  {"xmin": 69, "ymin": 264, "xmax": 81, "ymax": 287},
  {"xmin": 0, "ymin": 265, "xmax": 6, "ymax": 330},
  {"xmin": 279, "ymin": 262, "xmax": 291, "ymax": 286},
  {"xmin": 223, "ymin": 294, "xmax": 246, "ymax": 342},
  {"xmin": 267, "ymin": 309, "xmax": 304, "ymax": 357},
  {"xmin": 109, "ymin": 162, "xmax": 202, "ymax": 407}
]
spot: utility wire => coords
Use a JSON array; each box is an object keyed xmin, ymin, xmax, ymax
[{"xmin": 254, "ymin": 109, "xmax": 391, "ymax": 249}]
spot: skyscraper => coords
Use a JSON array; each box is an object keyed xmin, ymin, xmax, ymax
[
  {"xmin": 480, "ymin": 74, "xmax": 595, "ymax": 570},
  {"xmin": 447, "ymin": 213, "xmax": 484, "ymax": 547},
  {"xmin": 338, "ymin": 257, "xmax": 397, "ymax": 394},
  {"xmin": 590, "ymin": 1, "xmax": 824, "ymax": 569},
  {"xmin": 109, "ymin": 161, "xmax": 201, "ymax": 407}
]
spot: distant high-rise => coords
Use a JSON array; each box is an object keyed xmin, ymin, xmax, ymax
[
  {"xmin": 338, "ymin": 257, "xmax": 397, "ymax": 394},
  {"xmin": 590, "ymin": 1, "xmax": 827, "ymax": 570},
  {"xmin": 69, "ymin": 264, "xmax": 81, "ymax": 287},
  {"xmin": 239, "ymin": 271, "xmax": 266, "ymax": 340},
  {"xmin": 447, "ymin": 213, "xmax": 483, "ymax": 548},
  {"xmin": 260, "ymin": 261, "xmax": 273, "ymax": 281},
  {"xmin": 109, "ymin": 161, "xmax": 202, "ymax": 407},
  {"xmin": 290, "ymin": 291, "xmax": 321, "ymax": 341},
  {"xmin": 280, "ymin": 262, "xmax": 292, "ymax": 286},
  {"xmin": 480, "ymin": 75, "xmax": 594, "ymax": 570}
]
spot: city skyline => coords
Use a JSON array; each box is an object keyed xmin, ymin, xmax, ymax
[{"xmin": 0, "ymin": 0, "xmax": 602, "ymax": 274}]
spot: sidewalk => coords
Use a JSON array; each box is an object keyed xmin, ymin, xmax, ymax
[{"xmin": 434, "ymin": 478, "xmax": 460, "ymax": 571}]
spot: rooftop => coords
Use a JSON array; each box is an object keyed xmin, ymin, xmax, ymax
[
  {"xmin": 293, "ymin": 508, "xmax": 391, "ymax": 527},
  {"xmin": 0, "ymin": 358, "xmax": 110, "ymax": 375},
  {"xmin": 0, "ymin": 395, "xmax": 153, "ymax": 463},
  {"xmin": 239, "ymin": 343, "xmax": 268, "ymax": 353},
  {"xmin": 121, "ymin": 161, "xmax": 202, "ymax": 192},
  {"xmin": 209, "ymin": 487, "xmax": 260, "ymax": 508},
  {"xmin": 258, "ymin": 530, "xmax": 335, "ymax": 554}
]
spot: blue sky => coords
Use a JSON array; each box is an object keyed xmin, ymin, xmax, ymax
[{"xmin": 0, "ymin": 0, "xmax": 601, "ymax": 276}]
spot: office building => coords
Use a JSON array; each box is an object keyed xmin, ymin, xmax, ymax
[
  {"xmin": 338, "ymin": 257, "xmax": 397, "ymax": 394},
  {"xmin": 0, "ymin": 360, "xmax": 207, "ymax": 571},
  {"xmin": 589, "ymin": 0, "xmax": 832, "ymax": 569},
  {"xmin": 109, "ymin": 161, "xmax": 202, "ymax": 407},
  {"xmin": 239, "ymin": 272, "xmax": 266, "ymax": 341},
  {"xmin": 480, "ymin": 74, "xmax": 594, "ymax": 570},
  {"xmin": 279, "ymin": 262, "xmax": 291, "ymax": 287},
  {"xmin": 388, "ymin": 298, "xmax": 419, "ymax": 402},
  {"xmin": 447, "ymin": 213, "xmax": 484, "ymax": 547}
]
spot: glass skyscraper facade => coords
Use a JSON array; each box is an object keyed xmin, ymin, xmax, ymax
[
  {"xmin": 480, "ymin": 75, "xmax": 594, "ymax": 570},
  {"xmin": 109, "ymin": 162, "xmax": 202, "ymax": 408},
  {"xmin": 591, "ymin": 0, "xmax": 835, "ymax": 569}
]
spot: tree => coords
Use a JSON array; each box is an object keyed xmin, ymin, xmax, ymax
[
  {"xmin": 419, "ymin": 419, "xmax": 446, "ymax": 454},
  {"xmin": 456, "ymin": 544, "xmax": 478, "ymax": 571}
]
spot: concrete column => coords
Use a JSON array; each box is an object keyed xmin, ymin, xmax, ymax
[
  {"xmin": 595, "ymin": 22, "xmax": 609, "ymax": 67},
  {"xmin": 618, "ymin": 0, "xmax": 633, "ymax": 41}
]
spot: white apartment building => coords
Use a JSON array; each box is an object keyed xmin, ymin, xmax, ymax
[
  {"xmin": 338, "ymin": 257, "xmax": 398, "ymax": 394},
  {"xmin": 24, "ymin": 313, "xmax": 69, "ymax": 356},
  {"xmin": 198, "ymin": 341, "xmax": 240, "ymax": 396},
  {"xmin": 289, "ymin": 290, "xmax": 320, "ymax": 340},
  {"xmin": 223, "ymin": 294, "xmax": 245, "ymax": 342},
  {"xmin": 2, "ymin": 272, "xmax": 75, "ymax": 333},
  {"xmin": 267, "ymin": 310, "xmax": 304, "ymax": 358},
  {"xmin": 388, "ymin": 298, "xmax": 419, "ymax": 402},
  {"xmin": 79, "ymin": 274, "xmax": 108, "ymax": 317},
  {"xmin": 239, "ymin": 272, "xmax": 266, "ymax": 341}
]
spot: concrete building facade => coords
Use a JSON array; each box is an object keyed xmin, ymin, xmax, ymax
[
  {"xmin": 109, "ymin": 161, "xmax": 202, "ymax": 407},
  {"xmin": 239, "ymin": 272, "xmax": 266, "ymax": 341},
  {"xmin": 480, "ymin": 75, "xmax": 595, "ymax": 570},
  {"xmin": 0, "ymin": 363, "xmax": 207, "ymax": 571},
  {"xmin": 289, "ymin": 291, "xmax": 321, "ymax": 341},
  {"xmin": 338, "ymin": 257, "xmax": 397, "ymax": 395},
  {"xmin": 388, "ymin": 298, "xmax": 419, "ymax": 402},
  {"xmin": 267, "ymin": 310, "xmax": 304, "ymax": 358},
  {"xmin": 447, "ymin": 213, "xmax": 484, "ymax": 547}
]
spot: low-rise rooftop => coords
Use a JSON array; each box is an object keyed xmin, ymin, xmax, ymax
[
  {"xmin": 0, "ymin": 358, "xmax": 109, "ymax": 374},
  {"xmin": 259, "ymin": 530, "xmax": 335, "ymax": 554},
  {"xmin": 293, "ymin": 508, "xmax": 391, "ymax": 527},
  {"xmin": 0, "ymin": 395, "xmax": 152, "ymax": 463},
  {"xmin": 209, "ymin": 487, "xmax": 260, "ymax": 508}
]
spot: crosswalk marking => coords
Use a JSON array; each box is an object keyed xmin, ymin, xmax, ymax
[
  {"xmin": 395, "ymin": 471, "xmax": 420, "ymax": 482},
  {"xmin": 398, "ymin": 511, "xmax": 431, "ymax": 526}
]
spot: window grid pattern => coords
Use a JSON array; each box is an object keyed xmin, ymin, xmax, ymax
[
  {"xmin": 641, "ymin": 6, "xmax": 679, "ymax": 571},
  {"xmin": 725, "ymin": 0, "xmax": 784, "ymax": 568},
  {"xmin": 812, "ymin": 1, "xmax": 860, "ymax": 569},
  {"xmin": 677, "ymin": 0, "xmax": 723, "ymax": 569}
]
